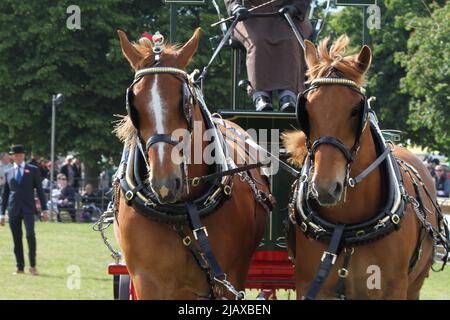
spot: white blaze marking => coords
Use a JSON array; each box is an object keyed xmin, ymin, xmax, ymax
[{"xmin": 149, "ymin": 75, "xmax": 166, "ymax": 163}]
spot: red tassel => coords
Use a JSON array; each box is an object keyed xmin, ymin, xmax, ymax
[{"xmin": 143, "ymin": 32, "xmax": 153, "ymax": 42}]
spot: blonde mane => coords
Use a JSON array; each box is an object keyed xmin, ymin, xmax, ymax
[
  {"xmin": 306, "ymin": 35, "xmax": 367, "ymax": 87},
  {"xmin": 113, "ymin": 115, "xmax": 135, "ymax": 146}
]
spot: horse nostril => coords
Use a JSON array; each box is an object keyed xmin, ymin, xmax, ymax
[{"xmin": 330, "ymin": 181, "xmax": 343, "ymax": 198}]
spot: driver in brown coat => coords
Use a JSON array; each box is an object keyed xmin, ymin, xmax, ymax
[{"xmin": 224, "ymin": 0, "xmax": 312, "ymax": 112}]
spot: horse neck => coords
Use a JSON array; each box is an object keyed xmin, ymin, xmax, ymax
[{"xmin": 318, "ymin": 127, "xmax": 383, "ymax": 224}]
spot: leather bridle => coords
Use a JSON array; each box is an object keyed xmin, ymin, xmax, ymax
[
  {"xmin": 296, "ymin": 70, "xmax": 369, "ymax": 187},
  {"xmin": 126, "ymin": 64, "xmax": 196, "ymax": 155}
]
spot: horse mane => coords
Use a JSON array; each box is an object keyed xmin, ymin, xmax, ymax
[
  {"xmin": 113, "ymin": 37, "xmax": 183, "ymax": 145},
  {"xmin": 282, "ymin": 131, "xmax": 307, "ymax": 168},
  {"xmin": 113, "ymin": 115, "xmax": 135, "ymax": 146},
  {"xmin": 306, "ymin": 35, "xmax": 367, "ymax": 87}
]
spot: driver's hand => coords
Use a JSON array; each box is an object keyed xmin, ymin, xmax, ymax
[{"xmin": 232, "ymin": 4, "xmax": 250, "ymax": 21}]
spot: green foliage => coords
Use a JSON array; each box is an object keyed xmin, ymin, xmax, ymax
[
  {"xmin": 0, "ymin": 1, "xmax": 234, "ymax": 168},
  {"xmin": 396, "ymin": 2, "xmax": 450, "ymax": 154},
  {"xmin": 0, "ymin": 0, "xmax": 446, "ymax": 169},
  {"xmin": 0, "ymin": 0, "xmax": 164, "ymax": 167}
]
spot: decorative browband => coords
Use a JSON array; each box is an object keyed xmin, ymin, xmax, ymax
[
  {"xmin": 311, "ymin": 77, "xmax": 366, "ymax": 94},
  {"xmin": 134, "ymin": 67, "xmax": 189, "ymax": 80}
]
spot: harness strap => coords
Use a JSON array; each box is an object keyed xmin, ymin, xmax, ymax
[
  {"xmin": 185, "ymin": 202, "xmax": 246, "ymax": 299},
  {"xmin": 348, "ymin": 145, "xmax": 391, "ymax": 187},
  {"xmin": 125, "ymin": 183, "xmax": 145, "ymax": 204},
  {"xmin": 311, "ymin": 136, "xmax": 354, "ymax": 162},
  {"xmin": 186, "ymin": 202, "xmax": 224, "ymax": 278},
  {"xmin": 332, "ymin": 247, "xmax": 354, "ymax": 300},
  {"xmin": 190, "ymin": 162, "xmax": 266, "ymax": 186},
  {"xmin": 398, "ymin": 160, "xmax": 450, "ymax": 271},
  {"xmin": 304, "ymin": 224, "xmax": 345, "ymax": 300},
  {"xmin": 216, "ymin": 119, "xmax": 300, "ymax": 177},
  {"xmin": 173, "ymin": 224, "xmax": 215, "ymax": 299},
  {"xmin": 408, "ymin": 225, "xmax": 427, "ymax": 273},
  {"xmin": 145, "ymin": 134, "xmax": 178, "ymax": 151}
]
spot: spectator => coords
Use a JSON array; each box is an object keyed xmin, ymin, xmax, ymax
[
  {"xmin": 72, "ymin": 157, "xmax": 82, "ymax": 191},
  {"xmin": 39, "ymin": 159, "xmax": 49, "ymax": 180},
  {"xmin": 81, "ymin": 183, "xmax": 98, "ymax": 205},
  {"xmin": 429, "ymin": 158, "xmax": 440, "ymax": 177},
  {"xmin": 56, "ymin": 173, "xmax": 76, "ymax": 222},
  {"xmin": 60, "ymin": 155, "xmax": 75, "ymax": 187},
  {"xmin": 46, "ymin": 160, "xmax": 58, "ymax": 181},
  {"xmin": 435, "ymin": 165, "xmax": 450, "ymax": 197},
  {"xmin": 28, "ymin": 152, "xmax": 40, "ymax": 168},
  {"xmin": 0, "ymin": 152, "xmax": 12, "ymax": 195},
  {"xmin": 0, "ymin": 144, "xmax": 48, "ymax": 276},
  {"xmin": 80, "ymin": 183, "xmax": 99, "ymax": 222},
  {"xmin": 224, "ymin": 0, "xmax": 312, "ymax": 112}
]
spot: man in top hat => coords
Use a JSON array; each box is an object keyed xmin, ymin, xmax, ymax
[{"xmin": 0, "ymin": 145, "xmax": 48, "ymax": 275}]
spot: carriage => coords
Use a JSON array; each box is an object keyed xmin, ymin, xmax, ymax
[{"xmin": 98, "ymin": 0, "xmax": 449, "ymax": 300}]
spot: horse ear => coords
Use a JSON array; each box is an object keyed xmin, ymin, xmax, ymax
[
  {"xmin": 177, "ymin": 28, "xmax": 201, "ymax": 68},
  {"xmin": 117, "ymin": 29, "xmax": 144, "ymax": 70},
  {"xmin": 355, "ymin": 45, "xmax": 372, "ymax": 74},
  {"xmin": 304, "ymin": 39, "xmax": 319, "ymax": 69}
]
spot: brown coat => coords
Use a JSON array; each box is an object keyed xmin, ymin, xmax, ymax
[{"xmin": 225, "ymin": 0, "xmax": 312, "ymax": 93}]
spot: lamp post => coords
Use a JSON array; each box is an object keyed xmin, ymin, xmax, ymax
[{"xmin": 50, "ymin": 93, "xmax": 64, "ymax": 222}]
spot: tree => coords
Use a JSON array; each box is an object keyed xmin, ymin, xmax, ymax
[
  {"xmin": 0, "ymin": 1, "xmax": 234, "ymax": 173},
  {"xmin": 396, "ymin": 2, "xmax": 450, "ymax": 154},
  {"xmin": 0, "ymin": 0, "xmax": 162, "ymax": 168},
  {"xmin": 321, "ymin": 0, "xmax": 447, "ymax": 154}
]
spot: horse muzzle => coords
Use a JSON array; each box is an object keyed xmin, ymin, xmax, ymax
[
  {"xmin": 149, "ymin": 175, "xmax": 184, "ymax": 204},
  {"xmin": 311, "ymin": 175, "xmax": 345, "ymax": 206}
]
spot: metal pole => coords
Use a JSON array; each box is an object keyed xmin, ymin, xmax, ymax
[
  {"xmin": 283, "ymin": 12, "xmax": 306, "ymax": 51},
  {"xmin": 232, "ymin": 48, "xmax": 238, "ymax": 110},
  {"xmin": 170, "ymin": 3, "xmax": 177, "ymax": 43},
  {"xmin": 362, "ymin": 7, "xmax": 371, "ymax": 45},
  {"xmin": 50, "ymin": 95, "xmax": 56, "ymax": 222}
]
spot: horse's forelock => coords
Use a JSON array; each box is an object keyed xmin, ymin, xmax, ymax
[
  {"xmin": 132, "ymin": 37, "xmax": 183, "ymax": 69},
  {"xmin": 307, "ymin": 35, "xmax": 367, "ymax": 86}
]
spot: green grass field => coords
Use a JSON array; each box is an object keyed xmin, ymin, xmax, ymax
[{"xmin": 0, "ymin": 221, "xmax": 448, "ymax": 300}]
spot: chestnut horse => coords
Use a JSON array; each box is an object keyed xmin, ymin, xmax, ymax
[
  {"xmin": 112, "ymin": 28, "xmax": 271, "ymax": 299},
  {"xmin": 284, "ymin": 36, "xmax": 449, "ymax": 299}
]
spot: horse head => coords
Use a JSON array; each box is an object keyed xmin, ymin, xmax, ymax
[
  {"xmin": 117, "ymin": 28, "xmax": 202, "ymax": 204},
  {"xmin": 297, "ymin": 36, "xmax": 372, "ymax": 206}
]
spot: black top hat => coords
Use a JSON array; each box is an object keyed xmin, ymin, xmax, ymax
[{"xmin": 9, "ymin": 145, "xmax": 26, "ymax": 155}]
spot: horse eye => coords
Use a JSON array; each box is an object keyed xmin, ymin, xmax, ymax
[{"xmin": 350, "ymin": 106, "xmax": 359, "ymax": 118}]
